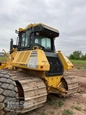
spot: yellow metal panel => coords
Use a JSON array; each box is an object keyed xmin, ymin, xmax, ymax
[
  {"xmin": 21, "ymin": 51, "xmax": 30, "ymax": 63},
  {"xmin": 42, "ymin": 73, "xmax": 66, "ymax": 95},
  {"xmin": 44, "ymin": 75, "xmax": 62, "ymax": 88},
  {"xmin": 37, "ymin": 49, "xmax": 50, "ymax": 71},
  {"xmin": 12, "ymin": 51, "xmax": 31, "ymax": 66},
  {"xmin": 16, "ymin": 52, "xmax": 24, "ymax": 63},
  {"xmin": 13, "ymin": 52, "xmax": 20, "ymax": 62},
  {"xmin": 26, "ymin": 49, "xmax": 50, "ymax": 71},
  {"xmin": 12, "ymin": 49, "xmax": 50, "ymax": 71},
  {"xmin": 0, "ymin": 63, "xmax": 6, "ymax": 69},
  {"xmin": 57, "ymin": 51, "xmax": 73, "ymax": 70}
]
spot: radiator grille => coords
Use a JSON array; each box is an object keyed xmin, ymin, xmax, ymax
[{"xmin": 46, "ymin": 56, "xmax": 63, "ymax": 76}]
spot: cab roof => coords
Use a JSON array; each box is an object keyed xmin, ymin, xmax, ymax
[{"xmin": 19, "ymin": 23, "xmax": 59, "ymax": 38}]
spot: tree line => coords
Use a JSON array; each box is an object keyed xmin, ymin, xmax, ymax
[{"xmin": 69, "ymin": 51, "xmax": 86, "ymax": 60}]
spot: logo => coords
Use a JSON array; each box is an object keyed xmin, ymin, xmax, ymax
[{"xmin": 4, "ymin": 97, "xmax": 37, "ymax": 112}]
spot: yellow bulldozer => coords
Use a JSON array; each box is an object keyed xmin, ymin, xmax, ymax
[{"xmin": 0, "ymin": 23, "xmax": 78, "ymax": 115}]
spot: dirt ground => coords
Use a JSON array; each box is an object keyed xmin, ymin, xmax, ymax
[{"xmin": 19, "ymin": 68, "xmax": 86, "ymax": 115}]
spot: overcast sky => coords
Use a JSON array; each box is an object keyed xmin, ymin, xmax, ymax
[{"xmin": 0, "ymin": 0, "xmax": 86, "ymax": 56}]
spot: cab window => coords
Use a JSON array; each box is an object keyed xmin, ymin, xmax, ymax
[
  {"xmin": 35, "ymin": 35, "xmax": 51, "ymax": 50},
  {"xmin": 21, "ymin": 30, "xmax": 30, "ymax": 47}
]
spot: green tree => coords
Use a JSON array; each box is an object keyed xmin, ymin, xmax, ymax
[
  {"xmin": 69, "ymin": 51, "xmax": 82, "ymax": 60},
  {"xmin": 81, "ymin": 54, "xmax": 86, "ymax": 60},
  {"xmin": 69, "ymin": 54, "xmax": 74, "ymax": 59}
]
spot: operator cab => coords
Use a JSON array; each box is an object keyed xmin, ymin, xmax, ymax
[
  {"xmin": 12, "ymin": 23, "xmax": 63, "ymax": 76},
  {"xmin": 17, "ymin": 23, "xmax": 59, "ymax": 52}
]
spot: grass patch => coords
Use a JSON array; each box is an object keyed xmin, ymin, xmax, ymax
[
  {"xmin": 54, "ymin": 100, "xmax": 64, "ymax": 108},
  {"xmin": 50, "ymin": 111, "xmax": 54, "ymax": 114},
  {"xmin": 41, "ymin": 112, "xmax": 48, "ymax": 115},
  {"xmin": 47, "ymin": 99, "xmax": 64, "ymax": 109},
  {"xmin": 70, "ymin": 59, "xmax": 86, "ymax": 69},
  {"xmin": 77, "ymin": 66, "xmax": 80, "ymax": 69},
  {"xmin": 0, "ymin": 56, "xmax": 7, "ymax": 61},
  {"xmin": 62, "ymin": 109, "xmax": 73, "ymax": 115},
  {"xmin": 72, "ymin": 106, "xmax": 81, "ymax": 111},
  {"xmin": 70, "ymin": 59, "xmax": 86, "ymax": 64},
  {"xmin": 83, "ymin": 108, "xmax": 86, "ymax": 112},
  {"xmin": 76, "ymin": 66, "xmax": 86, "ymax": 69}
]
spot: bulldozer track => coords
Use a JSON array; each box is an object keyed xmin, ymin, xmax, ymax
[
  {"xmin": 63, "ymin": 74, "xmax": 78, "ymax": 96},
  {"xmin": 8, "ymin": 70, "xmax": 47, "ymax": 114},
  {"xmin": 0, "ymin": 70, "xmax": 47, "ymax": 115},
  {"xmin": 0, "ymin": 70, "xmax": 18, "ymax": 115},
  {"xmin": 0, "ymin": 70, "xmax": 78, "ymax": 115}
]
